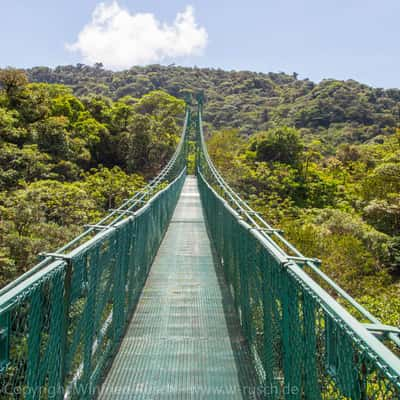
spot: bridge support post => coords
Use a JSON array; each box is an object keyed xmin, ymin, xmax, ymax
[
  {"xmin": 302, "ymin": 293, "xmax": 322, "ymax": 399},
  {"xmin": 261, "ymin": 254, "xmax": 279, "ymax": 399},
  {"xmin": 280, "ymin": 271, "xmax": 303, "ymax": 399},
  {"xmin": 82, "ymin": 248, "xmax": 100, "ymax": 399},
  {"xmin": 112, "ymin": 227, "xmax": 128, "ymax": 344},
  {"xmin": 26, "ymin": 285, "xmax": 43, "ymax": 400},
  {"xmin": 47, "ymin": 268, "xmax": 68, "ymax": 400}
]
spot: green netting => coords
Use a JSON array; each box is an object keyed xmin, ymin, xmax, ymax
[
  {"xmin": 0, "ymin": 170, "xmax": 185, "ymax": 399},
  {"xmin": 0, "ymin": 105, "xmax": 189, "ymax": 399},
  {"xmin": 198, "ymin": 171, "xmax": 400, "ymax": 399},
  {"xmin": 196, "ymin": 97, "xmax": 400, "ymax": 399}
]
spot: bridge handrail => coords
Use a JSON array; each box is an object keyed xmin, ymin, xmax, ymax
[
  {"xmin": 0, "ymin": 167, "xmax": 186, "ymax": 313},
  {"xmin": 0, "ymin": 108, "xmax": 189, "ymax": 300},
  {"xmin": 196, "ymin": 101, "xmax": 400, "ymax": 349},
  {"xmin": 196, "ymin": 100, "xmax": 400, "ymax": 394}
]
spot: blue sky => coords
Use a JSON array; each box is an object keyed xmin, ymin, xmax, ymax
[{"xmin": 1, "ymin": 0, "xmax": 399, "ymax": 88}]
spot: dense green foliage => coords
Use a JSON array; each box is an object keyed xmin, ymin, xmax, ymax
[
  {"xmin": 207, "ymin": 128, "xmax": 400, "ymax": 325},
  {"xmin": 28, "ymin": 64, "xmax": 400, "ymax": 146},
  {"xmin": 0, "ymin": 68, "xmax": 184, "ymax": 287}
]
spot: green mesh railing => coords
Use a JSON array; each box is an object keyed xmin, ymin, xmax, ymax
[
  {"xmin": 1, "ymin": 96, "xmax": 399, "ymax": 400},
  {"xmin": 195, "ymin": 97, "xmax": 400, "ymax": 399},
  {"xmin": 0, "ymin": 109, "xmax": 189, "ymax": 399}
]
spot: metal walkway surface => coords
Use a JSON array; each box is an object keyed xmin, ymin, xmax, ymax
[{"xmin": 99, "ymin": 176, "xmax": 258, "ymax": 399}]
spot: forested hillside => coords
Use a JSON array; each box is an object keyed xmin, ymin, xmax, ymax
[
  {"xmin": 28, "ymin": 64, "xmax": 400, "ymax": 149},
  {"xmin": 0, "ymin": 68, "xmax": 184, "ymax": 286},
  {"xmin": 2, "ymin": 64, "xmax": 399, "ymax": 325}
]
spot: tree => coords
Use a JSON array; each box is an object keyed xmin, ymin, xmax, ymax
[
  {"xmin": 73, "ymin": 117, "xmax": 107, "ymax": 147},
  {"xmin": 82, "ymin": 95, "xmax": 112, "ymax": 123},
  {"xmin": 364, "ymin": 196, "xmax": 400, "ymax": 236},
  {"xmin": 51, "ymin": 92, "xmax": 84, "ymax": 121},
  {"xmin": 81, "ymin": 166, "xmax": 144, "ymax": 210},
  {"xmin": 17, "ymin": 83, "xmax": 52, "ymax": 123},
  {"xmin": 207, "ymin": 129, "xmax": 245, "ymax": 177},
  {"xmin": 249, "ymin": 127, "xmax": 304, "ymax": 165},
  {"xmin": 362, "ymin": 163, "xmax": 400, "ymax": 200},
  {"xmin": 110, "ymin": 100, "xmax": 134, "ymax": 132},
  {"xmin": 35, "ymin": 116, "xmax": 69, "ymax": 158},
  {"xmin": 0, "ymin": 108, "xmax": 30, "ymax": 145},
  {"xmin": 123, "ymin": 114, "xmax": 152, "ymax": 172},
  {"xmin": 0, "ymin": 68, "xmax": 28, "ymax": 104},
  {"xmin": 0, "ymin": 143, "xmax": 52, "ymax": 189},
  {"xmin": 134, "ymin": 90, "xmax": 185, "ymax": 118}
]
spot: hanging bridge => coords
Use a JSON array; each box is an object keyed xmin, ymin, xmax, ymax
[{"xmin": 0, "ymin": 96, "xmax": 399, "ymax": 399}]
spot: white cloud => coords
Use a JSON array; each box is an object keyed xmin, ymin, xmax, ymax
[{"xmin": 67, "ymin": 2, "xmax": 208, "ymax": 69}]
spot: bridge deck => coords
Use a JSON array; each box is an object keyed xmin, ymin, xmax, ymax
[{"xmin": 99, "ymin": 176, "xmax": 258, "ymax": 399}]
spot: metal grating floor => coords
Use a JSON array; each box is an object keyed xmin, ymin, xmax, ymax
[{"xmin": 99, "ymin": 176, "xmax": 258, "ymax": 399}]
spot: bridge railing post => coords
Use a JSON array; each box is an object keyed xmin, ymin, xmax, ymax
[
  {"xmin": 81, "ymin": 247, "xmax": 100, "ymax": 399},
  {"xmin": 26, "ymin": 284, "xmax": 43, "ymax": 400},
  {"xmin": 57, "ymin": 261, "xmax": 73, "ymax": 400},
  {"xmin": 112, "ymin": 225, "xmax": 128, "ymax": 344}
]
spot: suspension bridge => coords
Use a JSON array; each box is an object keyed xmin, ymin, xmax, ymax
[{"xmin": 0, "ymin": 96, "xmax": 399, "ymax": 399}]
